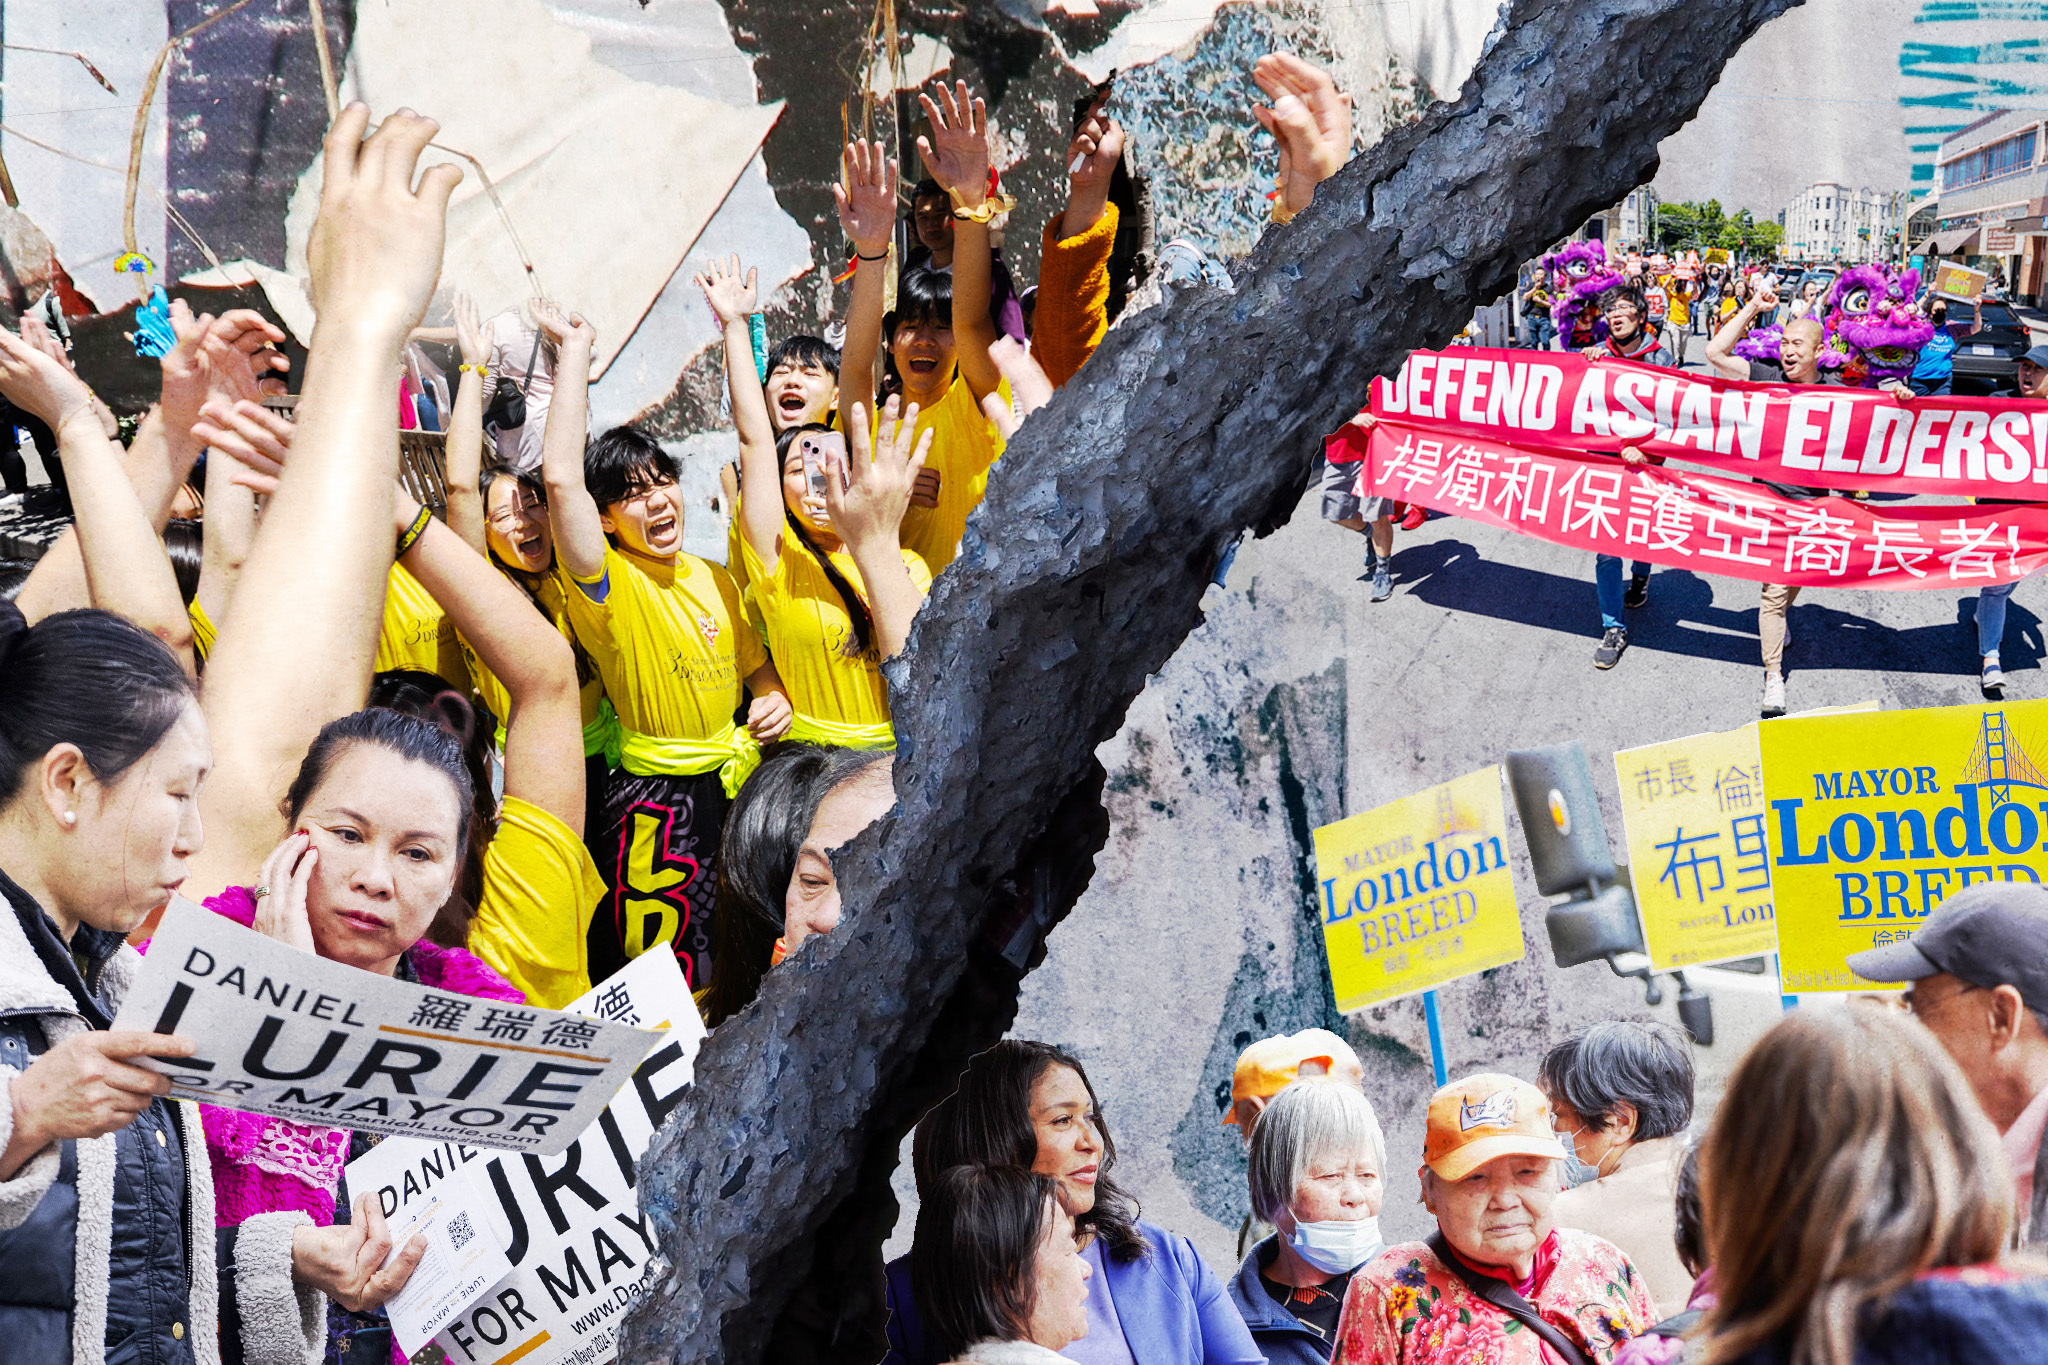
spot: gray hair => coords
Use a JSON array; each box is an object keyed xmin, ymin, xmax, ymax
[
  {"xmin": 1247, "ymin": 1079, "xmax": 1386, "ymax": 1226},
  {"xmin": 1538, "ymin": 1020, "xmax": 1694, "ymax": 1141}
]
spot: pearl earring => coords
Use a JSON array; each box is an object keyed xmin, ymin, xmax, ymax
[{"xmin": 61, "ymin": 811, "xmax": 76, "ymax": 826}]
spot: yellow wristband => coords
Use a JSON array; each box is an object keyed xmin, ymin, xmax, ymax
[
  {"xmin": 949, "ymin": 193, "xmax": 1016, "ymax": 224},
  {"xmin": 458, "ymin": 362, "xmax": 488, "ymax": 375},
  {"xmin": 395, "ymin": 504, "xmax": 433, "ymax": 559}
]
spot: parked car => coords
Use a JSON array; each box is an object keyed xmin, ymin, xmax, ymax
[{"xmin": 1947, "ymin": 298, "xmax": 2033, "ymax": 394}]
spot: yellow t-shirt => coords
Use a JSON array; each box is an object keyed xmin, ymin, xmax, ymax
[
  {"xmin": 377, "ymin": 562, "xmax": 470, "ymax": 689},
  {"xmin": 740, "ymin": 531, "xmax": 930, "ymax": 728},
  {"xmin": 842, "ymin": 375, "xmax": 1009, "ymax": 576},
  {"xmin": 464, "ymin": 571, "xmax": 607, "ymax": 752},
  {"xmin": 561, "ymin": 545, "xmax": 765, "ymax": 741},
  {"xmin": 188, "ymin": 599, "xmax": 216, "ymax": 665},
  {"xmin": 467, "ymin": 795, "xmax": 603, "ymax": 1010}
]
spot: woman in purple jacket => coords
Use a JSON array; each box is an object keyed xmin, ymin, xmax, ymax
[{"xmin": 884, "ymin": 1040, "xmax": 1262, "ymax": 1365}]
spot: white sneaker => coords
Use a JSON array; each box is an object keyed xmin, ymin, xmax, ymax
[
  {"xmin": 1984, "ymin": 658, "xmax": 2007, "ymax": 691},
  {"xmin": 1762, "ymin": 673, "xmax": 1787, "ymax": 716}
]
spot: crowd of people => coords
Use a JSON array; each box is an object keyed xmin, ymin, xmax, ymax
[
  {"xmin": 896, "ymin": 882, "xmax": 2048, "ymax": 1363},
  {"xmin": 0, "ymin": 34, "xmax": 2040, "ymax": 1365},
  {"xmin": 1337, "ymin": 244, "xmax": 2046, "ymax": 717},
  {"xmin": 0, "ymin": 46, "xmax": 1361, "ymax": 1365}
]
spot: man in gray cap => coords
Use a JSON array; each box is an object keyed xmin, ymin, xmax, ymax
[
  {"xmin": 1968, "ymin": 343, "xmax": 2048, "ymax": 692},
  {"xmin": 1848, "ymin": 880, "xmax": 2048, "ymax": 1246}
]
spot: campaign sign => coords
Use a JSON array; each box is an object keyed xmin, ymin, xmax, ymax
[
  {"xmin": 1313, "ymin": 766, "xmax": 1527, "ymax": 1011},
  {"xmin": 1615, "ymin": 724, "xmax": 1779, "ymax": 969},
  {"xmin": 1759, "ymin": 700, "xmax": 2048, "ymax": 992},
  {"xmin": 345, "ymin": 1136, "xmax": 513, "ymax": 1356},
  {"xmin": 114, "ymin": 902, "xmax": 662, "ymax": 1154},
  {"xmin": 431, "ymin": 945, "xmax": 704, "ymax": 1365}
]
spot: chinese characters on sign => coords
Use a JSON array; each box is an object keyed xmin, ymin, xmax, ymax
[
  {"xmin": 1615, "ymin": 725, "xmax": 1779, "ymax": 970},
  {"xmin": 1343, "ymin": 420, "xmax": 2048, "ymax": 589},
  {"xmin": 1311, "ymin": 767, "xmax": 1527, "ymax": 1012}
]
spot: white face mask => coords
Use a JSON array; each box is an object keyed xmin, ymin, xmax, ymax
[{"xmin": 1284, "ymin": 1214, "xmax": 1384, "ymax": 1275}]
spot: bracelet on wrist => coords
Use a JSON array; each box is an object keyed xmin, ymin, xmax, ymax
[
  {"xmin": 856, "ymin": 248, "xmax": 890, "ymax": 262},
  {"xmin": 394, "ymin": 504, "xmax": 433, "ymax": 559},
  {"xmin": 949, "ymin": 194, "xmax": 1014, "ymax": 225},
  {"xmin": 457, "ymin": 362, "xmax": 488, "ymax": 375}
]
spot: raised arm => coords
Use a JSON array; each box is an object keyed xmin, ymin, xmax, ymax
[
  {"xmin": 1036, "ymin": 100, "xmax": 1124, "ymax": 390},
  {"xmin": 531, "ymin": 301, "xmax": 607, "ymax": 582},
  {"xmin": 830, "ymin": 397, "xmax": 931, "ymax": 660},
  {"xmin": 0, "ymin": 332, "xmax": 194, "ymax": 672},
  {"xmin": 189, "ymin": 105, "xmax": 461, "ymax": 902},
  {"xmin": 194, "ymin": 424, "xmax": 256, "ymax": 636},
  {"xmin": 697, "ymin": 256, "xmax": 784, "ymax": 568},
  {"xmin": 917, "ymin": 82, "xmax": 1002, "ymax": 402},
  {"xmin": 833, "ymin": 138, "xmax": 898, "ymax": 423},
  {"xmin": 394, "ymin": 486, "xmax": 584, "ymax": 829},
  {"xmin": 443, "ymin": 290, "xmax": 491, "ymax": 554},
  {"xmin": 1705, "ymin": 283, "xmax": 1773, "ymax": 381}
]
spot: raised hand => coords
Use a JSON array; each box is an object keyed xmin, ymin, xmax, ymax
[
  {"xmin": 307, "ymin": 105, "xmax": 463, "ymax": 344},
  {"xmin": 916, "ymin": 80, "xmax": 991, "ymax": 209},
  {"xmin": 1067, "ymin": 97, "xmax": 1125, "ymax": 193},
  {"xmin": 831, "ymin": 397, "xmax": 931, "ymax": 554},
  {"xmin": 251, "ymin": 830, "xmax": 319, "ymax": 954},
  {"xmin": 694, "ymin": 254, "xmax": 759, "ymax": 328},
  {"xmin": 453, "ymin": 290, "xmax": 489, "ymax": 369},
  {"xmin": 833, "ymin": 139, "xmax": 899, "ymax": 259},
  {"xmin": 1251, "ymin": 52, "xmax": 1353, "ymax": 217},
  {"xmin": 0, "ymin": 326, "xmax": 96, "ymax": 430},
  {"xmin": 530, "ymin": 298, "xmax": 596, "ymax": 355},
  {"xmin": 193, "ymin": 398, "xmax": 295, "ymax": 496}
]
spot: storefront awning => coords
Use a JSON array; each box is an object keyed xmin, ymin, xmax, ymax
[{"xmin": 1928, "ymin": 227, "xmax": 1981, "ymax": 254}]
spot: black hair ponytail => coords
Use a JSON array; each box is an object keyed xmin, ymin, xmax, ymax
[{"xmin": 0, "ymin": 607, "xmax": 197, "ymax": 808}]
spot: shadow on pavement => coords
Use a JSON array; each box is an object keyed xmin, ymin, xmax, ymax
[{"xmin": 1383, "ymin": 537, "xmax": 2042, "ymax": 677}]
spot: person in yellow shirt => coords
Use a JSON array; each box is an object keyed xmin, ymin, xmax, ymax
[
  {"xmin": 837, "ymin": 83, "xmax": 1010, "ymax": 578},
  {"xmin": 536, "ymin": 301, "xmax": 792, "ymax": 989},
  {"xmin": 375, "ymin": 557, "xmax": 471, "ymax": 690}
]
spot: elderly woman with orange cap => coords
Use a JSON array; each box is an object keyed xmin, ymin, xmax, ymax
[{"xmin": 1331, "ymin": 1075, "xmax": 1658, "ymax": 1365}]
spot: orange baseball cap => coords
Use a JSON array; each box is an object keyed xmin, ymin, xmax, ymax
[
  {"xmin": 1222, "ymin": 1029, "xmax": 1353, "ymax": 1126},
  {"xmin": 1423, "ymin": 1074, "xmax": 1567, "ymax": 1180}
]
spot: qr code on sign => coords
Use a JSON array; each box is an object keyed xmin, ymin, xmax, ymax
[{"xmin": 447, "ymin": 1210, "xmax": 475, "ymax": 1251}]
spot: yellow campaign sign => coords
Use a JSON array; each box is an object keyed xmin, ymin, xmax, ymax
[
  {"xmin": 1614, "ymin": 725, "xmax": 1778, "ymax": 970},
  {"xmin": 1759, "ymin": 700, "xmax": 2048, "ymax": 993},
  {"xmin": 1313, "ymin": 766, "xmax": 1526, "ymax": 1012}
]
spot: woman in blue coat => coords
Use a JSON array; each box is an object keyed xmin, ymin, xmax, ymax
[{"xmin": 883, "ymin": 1040, "xmax": 1262, "ymax": 1365}]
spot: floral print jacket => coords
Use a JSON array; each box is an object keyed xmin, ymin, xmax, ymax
[{"xmin": 1333, "ymin": 1229, "xmax": 1659, "ymax": 1365}]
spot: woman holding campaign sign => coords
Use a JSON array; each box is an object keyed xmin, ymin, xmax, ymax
[{"xmin": 0, "ymin": 104, "xmax": 479, "ymax": 1365}]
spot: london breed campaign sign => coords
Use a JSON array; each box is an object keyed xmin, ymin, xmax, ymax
[
  {"xmin": 1312, "ymin": 766, "xmax": 1527, "ymax": 1011},
  {"xmin": 1759, "ymin": 701, "xmax": 2048, "ymax": 992},
  {"xmin": 114, "ymin": 902, "xmax": 663, "ymax": 1153}
]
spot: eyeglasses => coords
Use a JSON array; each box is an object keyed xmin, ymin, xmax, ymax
[{"xmin": 1902, "ymin": 982, "xmax": 1986, "ymax": 1019}]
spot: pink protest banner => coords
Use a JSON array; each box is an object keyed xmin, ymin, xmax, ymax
[
  {"xmin": 1328, "ymin": 417, "xmax": 2048, "ymax": 589},
  {"xmin": 1327, "ymin": 349, "xmax": 2048, "ymax": 502}
]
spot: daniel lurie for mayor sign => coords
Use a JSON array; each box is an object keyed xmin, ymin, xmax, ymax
[{"xmin": 114, "ymin": 901, "xmax": 663, "ymax": 1154}]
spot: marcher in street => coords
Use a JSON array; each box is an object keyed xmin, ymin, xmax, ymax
[
  {"xmin": 1584, "ymin": 285, "xmax": 1673, "ymax": 670},
  {"xmin": 1964, "ymin": 343, "xmax": 2048, "ymax": 693}
]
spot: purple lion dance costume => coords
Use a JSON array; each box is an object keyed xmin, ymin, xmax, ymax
[
  {"xmin": 1543, "ymin": 239, "xmax": 1623, "ymax": 346},
  {"xmin": 1817, "ymin": 264, "xmax": 1935, "ymax": 386}
]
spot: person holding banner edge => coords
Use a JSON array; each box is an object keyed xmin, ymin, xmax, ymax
[
  {"xmin": 1582, "ymin": 284, "xmax": 1672, "ymax": 671},
  {"xmin": 1965, "ymin": 344, "xmax": 2048, "ymax": 694}
]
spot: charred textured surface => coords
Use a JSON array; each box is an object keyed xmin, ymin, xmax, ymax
[{"xmin": 623, "ymin": 0, "xmax": 1804, "ymax": 1360}]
